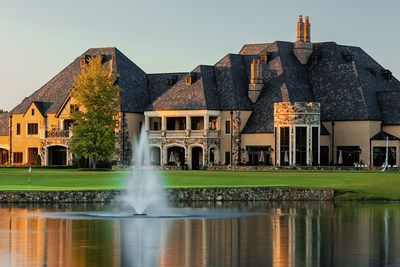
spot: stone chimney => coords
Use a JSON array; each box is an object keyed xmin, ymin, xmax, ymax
[
  {"xmin": 293, "ymin": 15, "xmax": 313, "ymax": 65},
  {"xmin": 248, "ymin": 59, "xmax": 264, "ymax": 103}
]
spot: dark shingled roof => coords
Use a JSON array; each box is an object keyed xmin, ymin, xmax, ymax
[
  {"xmin": 0, "ymin": 114, "xmax": 9, "ymax": 136},
  {"xmin": 8, "ymin": 41, "xmax": 400, "ymax": 135},
  {"xmin": 376, "ymin": 91, "xmax": 400, "ymax": 125},
  {"xmin": 10, "ymin": 47, "xmax": 148, "ymax": 115},
  {"xmin": 371, "ymin": 131, "xmax": 400, "ymax": 140},
  {"xmin": 147, "ymin": 72, "xmax": 188, "ymax": 104},
  {"xmin": 237, "ymin": 41, "xmax": 400, "ymax": 133},
  {"xmin": 145, "ymin": 40, "xmax": 400, "ymax": 133},
  {"xmin": 147, "ymin": 65, "xmax": 221, "ymax": 110}
]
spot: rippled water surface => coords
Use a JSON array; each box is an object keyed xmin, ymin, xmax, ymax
[{"xmin": 0, "ymin": 201, "xmax": 399, "ymax": 267}]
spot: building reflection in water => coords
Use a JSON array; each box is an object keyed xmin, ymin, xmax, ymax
[{"xmin": 0, "ymin": 202, "xmax": 399, "ymax": 266}]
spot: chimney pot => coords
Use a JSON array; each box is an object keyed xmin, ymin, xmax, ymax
[{"xmin": 298, "ymin": 15, "xmax": 303, "ymax": 22}]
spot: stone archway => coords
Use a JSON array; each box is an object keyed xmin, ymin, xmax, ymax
[
  {"xmin": 47, "ymin": 145, "xmax": 68, "ymax": 166},
  {"xmin": 164, "ymin": 145, "xmax": 186, "ymax": 167},
  {"xmin": 191, "ymin": 146, "xmax": 203, "ymax": 170},
  {"xmin": 0, "ymin": 148, "xmax": 9, "ymax": 165}
]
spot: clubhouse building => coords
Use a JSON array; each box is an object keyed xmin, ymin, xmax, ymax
[{"xmin": 1, "ymin": 16, "xmax": 400, "ymax": 169}]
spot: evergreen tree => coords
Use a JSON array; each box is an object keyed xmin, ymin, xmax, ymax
[{"xmin": 70, "ymin": 57, "xmax": 121, "ymax": 168}]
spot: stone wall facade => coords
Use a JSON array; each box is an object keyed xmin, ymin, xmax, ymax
[{"xmin": 0, "ymin": 187, "xmax": 334, "ymax": 203}]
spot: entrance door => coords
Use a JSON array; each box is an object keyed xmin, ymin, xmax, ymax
[
  {"xmin": 192, "ymin": 147, "xmax": 203, "ymax": 170},
  {"xmin": 28, "ymin": 148, "xmax": 38, "ymax": 164},
  {"xmin": 48, "ymin": 146, "xmax": 67, "ymax": 165}
]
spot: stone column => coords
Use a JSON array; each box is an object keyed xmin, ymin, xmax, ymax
[{"xmin": 145, "ymin": 116, "xmax": 150, "ymax": 131}]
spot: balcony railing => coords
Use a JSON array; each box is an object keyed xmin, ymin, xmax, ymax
[
  {"xmin": 46, "ymin": 130, "xmax": 70, "ymax": 138},
  {"xmin": 148, "ymin": 130, "xmax": 220, "ymax": 138}
]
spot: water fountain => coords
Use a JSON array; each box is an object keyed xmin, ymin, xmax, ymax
[{"xmin": 124, "ymin": 127, "xmax": 168, "ymax": 216}]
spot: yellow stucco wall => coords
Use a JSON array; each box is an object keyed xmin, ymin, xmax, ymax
[
  {"xmin": 0, "ymin": 135, "xmax": 9, "ymax": 150},
  {"xmin": 322, "ymin": 121, "xmax": 381, "ymax": 166},
  {"xmin": 10, "ymin": 103, "xmax": 46, "ymax": 164},
  {"xmin": 241, "ymin": 133, "xmax": 275, "ymax": 164},
  {"xmin": 125, "ymin": 113, "xmax": 145, "ymax": 143}
]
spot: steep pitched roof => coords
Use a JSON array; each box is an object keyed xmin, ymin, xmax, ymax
[
  {"xmin": 376, "ymin": 91, "xmax": 400, "ymax": 125},
  {"xmin": 308, "ymin": 43, "xmax": 400, "ymax": 121},
  {"xmin": 371, "ymin": 131, "xmax": 400, "ymax": 140},
  {"xmin": 0, "ymin": 114, "xmax": 9, "ymax": 136},
  {"xmin": 10, "ymin": 47, "xmax": 148, "ymax": 115},
  {"xmin": 238, "ymin": 41, "xmax": 400, "ymax": 133},
  {"xmin": 147, "ymin": 65, "xmax": 221, "ymax": 110},
  {"xmin": 147, "ymin": 72, "xmax": 188, "ymax": 104}
]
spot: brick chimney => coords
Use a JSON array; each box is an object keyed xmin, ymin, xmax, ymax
[
  {"xmin": 248, "ymin": 59, "xmax": 264, "ymax": 103},
  {"xmin": 294, "ymin": 15, "xmax": 313, "ymax": 65}
]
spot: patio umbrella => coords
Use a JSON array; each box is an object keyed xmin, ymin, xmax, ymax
[
  {"xmin": 284, "ymin": 150, "xmax": 289, "ymax": 163},
  {"xmin": 150, "ymin": 149, "xmax": 155, "ymax": 163},
  {"xmin": 244, "ymin": 150, "xmax": 249, "ymax": 163},
  {"xmin": 169, "ymin": 151, "xmax": 176, "ymax": 163},
  {"xmin": 259, "ymin": 151, "xmax": 265, "ymax": 163},
  {"xmin": 338, "ymin": 150, "xmax": 343, "ymax": 165}
]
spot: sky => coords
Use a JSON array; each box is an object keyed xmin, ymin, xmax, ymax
[{"xmin": 1, "ymin": 0, "xmax": 399, "ymax": 111}]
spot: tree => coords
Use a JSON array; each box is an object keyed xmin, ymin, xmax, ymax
[
  {"xmin": 0, "ymin": 109, "xmax": 7, "ymax": 113},
  {"xmin": 70, "ymin": 56, "xmax": 121, "ymax": 168}
]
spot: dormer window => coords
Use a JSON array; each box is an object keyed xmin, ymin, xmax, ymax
[
  {"xmin": 70, "ymin": 104, "xmax": 79, "ymax": 112},
  {"xmin": 342, "ymin": 52, "xmax": 352, "ymax": 62},
  {"xmin": 101, "ymin": 54, "xmax": 107, "ymax": 64},
  {"xmin": 382, "ymin": 69, "xmax": 392, "ymax": 80}
]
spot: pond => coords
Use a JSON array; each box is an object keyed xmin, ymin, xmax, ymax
[{"xmin": 0, "ymin": 201, "xmax": 399, "ymax": 266}]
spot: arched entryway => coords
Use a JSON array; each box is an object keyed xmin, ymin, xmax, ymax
[
  {"xmin": 47, "ymin": 145, "xmax": 67, "ymax": 166},
  {"xmin": 166, "ymin": 146, "xmax": 185, "ymax": 166},
  {"xmin": 150, "ymin": 146, "xmax": 161, "ymax": 166},
  {"xmin": 191, "ymin": 146, "xmax": 203, "ymax": 170},
  {"xmin": 0, "ymin": 148, "xmax": 9, "ymax": 165}
]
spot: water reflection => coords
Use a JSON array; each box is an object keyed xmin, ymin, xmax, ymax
[{"xmin": 0, "ymin": 202, "xmax": 399, "ymax": 266}]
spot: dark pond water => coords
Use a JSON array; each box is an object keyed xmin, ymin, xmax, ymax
[{"xmin": 0, "ymin": 201, "xmax": 399, "ymax": 267}]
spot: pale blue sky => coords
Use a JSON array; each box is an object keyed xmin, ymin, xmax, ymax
[{"xmin": 1, "ymin": 0, "xmax": 399, "ymax": 111}]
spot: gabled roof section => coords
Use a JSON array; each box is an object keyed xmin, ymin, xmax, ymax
[
  {"xmin": 114, "ymin": 48, "xmax": 148, "ymax": 112},
  {"xmin": 242, "ymin": 41, "xmax": 314, "ymax": 133},
  {"xmin": 147, "ymin": 72, "xmax": 188, "ymax": 104},
  {"xmin": 371, "ymin": 131, "xmax": 400, "ymax": 140},
  {"xmin": 377, "ymin": 91, "xmax": 400, "ymax": 125},
  {"xmin": 310, "ymin": 42, "xmax": 400, "ymax": 121},
  {"xmin": 0, "ymin": 114, "xmax": 9, "ymax": 136},
  {"xmin": 147, "ymin": 65, "xmax": 221, "ymax": 111},
  {"xmin": 10, "ymin": 47, "xmax": 149, "ymax": 115}
]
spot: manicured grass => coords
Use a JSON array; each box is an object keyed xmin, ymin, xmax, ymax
[{"xmin": 0, "ymin": 168, "xmax": 399, "ymax": 200}]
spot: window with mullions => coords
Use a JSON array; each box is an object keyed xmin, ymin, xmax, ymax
[
  {"xmin": 373, "ymin": 147, "xmax": 396, "ymax": 166},
  {"xmin": 27, "ymin": 123, "xmax": 38, "ymax": 135},
  {"xmin": 225, "ymin": 121, "xmax": 231, "ymax": 134},
  {"xmin": 295, "ymin": 127, "xmax": 307, "ymax": 165},
  {"xmin": 13, "ymin": 152, "xmax": 23, "ymax": 164},
  {"xmin": 280, "ymin": 127, "xmax": 290, "ymax": 166}
]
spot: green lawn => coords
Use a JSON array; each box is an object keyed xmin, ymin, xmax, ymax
[{"xmin": 0, "ymin": 168, "xmax": 399, "ymax": 200}]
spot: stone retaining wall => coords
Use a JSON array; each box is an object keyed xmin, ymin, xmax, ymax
[{"xmin": 0, "ymin": 187, "xmax": 334, "ymax": 203}]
